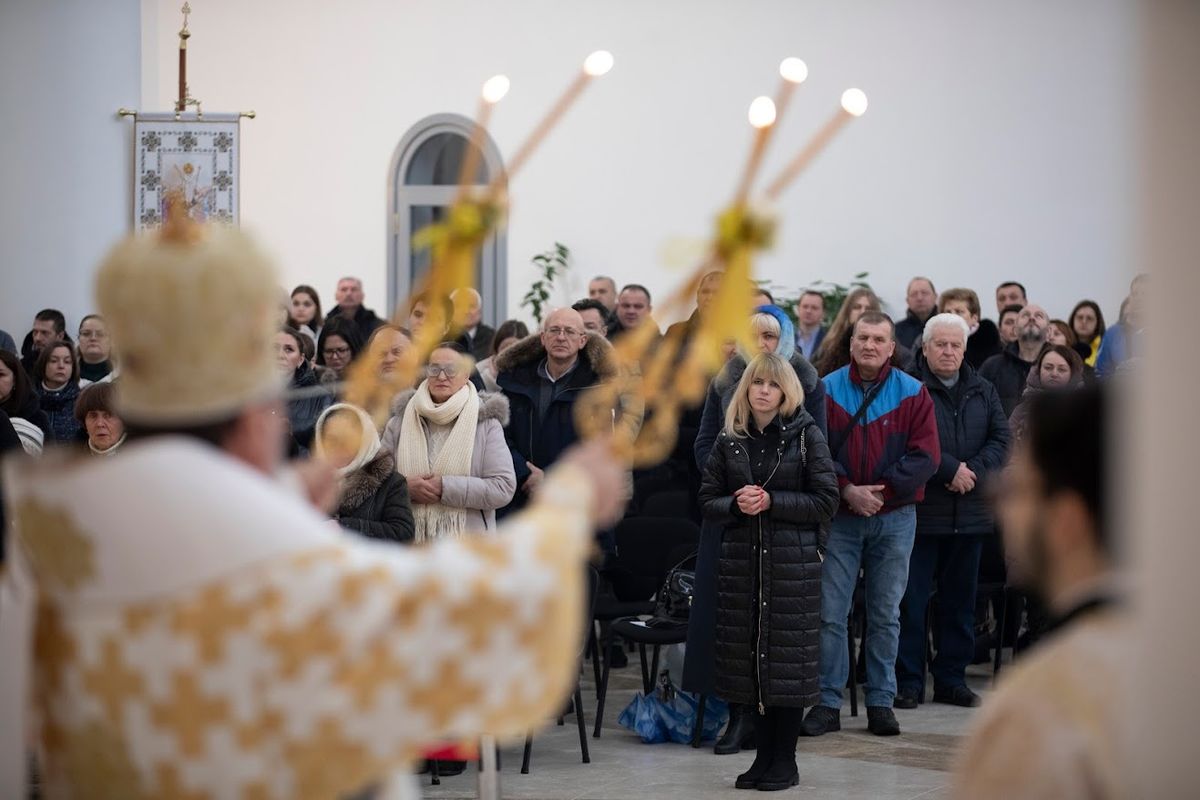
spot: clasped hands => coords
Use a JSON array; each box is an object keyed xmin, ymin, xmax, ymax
[
  {"xmin": 735, "ymin": 484, "xmax": 772, "ymax": 516},
  {"xmin": 408, "ymin": 473, "xmax": 444, "ymax": 504},
  {"xmin": 842, "ymin": 483, "xmax": 886, "ymax": 517},
  {"xmin": 946, "ymin": 462, "xmax": 977, "ymax": 495}
]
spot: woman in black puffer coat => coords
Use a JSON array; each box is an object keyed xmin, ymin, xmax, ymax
[{"xmin": 699, "ymin": 353, "xmax": 839, "ymax": 792}]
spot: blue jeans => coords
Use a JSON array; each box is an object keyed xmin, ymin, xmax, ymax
[{"xmin": 818, "ymin": 506, "xmax": 917, "ymax": 709}]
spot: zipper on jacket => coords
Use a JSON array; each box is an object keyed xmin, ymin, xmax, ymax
[{"xmin": 756, "ymin": 513, "xmax": 766, "ymax": 715}]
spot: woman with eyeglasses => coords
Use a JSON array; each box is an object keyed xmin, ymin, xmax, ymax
[
  {"xmin": 315, "ymin": 317, "xmax": 364, "ymax": 385},
  {"xmin": 77, "ymin": 314, "xmax": 117, "ymax": 388},
  {"xmin": 380, "ymin": 342, "xmax": 516, "ymax": 540}
]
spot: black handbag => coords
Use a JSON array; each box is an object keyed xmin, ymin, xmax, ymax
[{"xmin": 647, "ymin": 553, "xmax": 698, "ymax": 629}]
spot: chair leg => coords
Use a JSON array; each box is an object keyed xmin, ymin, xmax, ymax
[
  {"xmin": 691, "ymin": 694, "xmax": 707, "ymax": 748},
  {"xmin": 521, "ymin": 733, "xmax": 533, "ymax": 775},
  {"xmin": 573, "ymin": 681, "xmax": 590, "ymax": 764},
  {"xmin": 638, "ymin": 643, "xmax": 651, "ymax": 694},
  {"xmin": 847, "ymin": 610, "xmax": 859, "ymax": 718},
  {"xmin": 594, "ymin": 633, "xmax": 612, "ymax": 738},
  {"xmin": 649, "ymin": 644, "xmax": 661, "ymax": 688},
  {"xmin": 993, "ymin": 588, "xmax": 1009, "ymax": 679},
  {"xmin": 589, "ymin": 623, "xmax": 602, "ymax": 688},
  {"xmin": 430, "ymin": 758, "xmax": 440, "ymax": 786}
]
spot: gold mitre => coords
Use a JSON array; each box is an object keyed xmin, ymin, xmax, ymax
[{"xmin": 95, "ymin": 197, "xmax": 284, "ymax": 425}]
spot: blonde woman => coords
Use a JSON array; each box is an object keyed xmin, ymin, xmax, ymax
[
  {"xmin": 699, "ymin": 352, "xmax": 839, "ymax": 792},
  {"xmin": 380, "ymin": 342, "xmax": 516, "ymax": 540}
]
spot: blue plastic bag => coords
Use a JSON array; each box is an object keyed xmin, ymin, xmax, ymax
[{"xmin": 618, "ymin": 685, "xmax": 729, "ymax": 744}]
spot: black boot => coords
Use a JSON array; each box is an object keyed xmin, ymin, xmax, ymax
[
  {"xmin": 735, "ymin": 708, "xmax": 774, "ymax": 789},
  {"xmin": 757, "ymin": 707, "xmax": 801, "ymax": 791},
  {"xmin": 716, "ymin": 703, "xmax": 757, "ymax": 755}
]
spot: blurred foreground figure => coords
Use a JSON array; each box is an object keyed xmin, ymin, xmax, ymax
[
  {"xmin": 0, "ymin": 213, "xmax": 625, "ymax": 799},
  {"xmin": 951, "ymin": 385, "xmax": 1129, "ymax": 799}
]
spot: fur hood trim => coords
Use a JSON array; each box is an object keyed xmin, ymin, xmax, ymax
[
  {"xmin": 338, "ymin": 452, "xmax": 396, "ymax": 511},
  {"xmin": 493, "ymin": 331, "xmax": 617, "ymax": 381},
  {"xmin": 389, "ymin": 387, "xmax": 511, "ymax": 426}
]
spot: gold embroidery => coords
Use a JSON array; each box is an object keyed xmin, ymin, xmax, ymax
[
  {"xmin": 290, "ymin": 545, "xmax": 348, "ymax": 570},
  {"xmin": 16, "ymin": 498, "xmax": 96, "ymax": 589},
  {"xmin": 34, "ymin": 598, "xmax": 75, "ymax": 695},
  {"xmin": 55, "ymin": 721, "xmax": 147, "ymax": 799},
  {"xmin": 240, "ymin": 781, "xmax": 273, "ymax": 800},
  {"xmin": 333, "ymin": 640, "xmax": 407, "ymax": 711},
  {"xmin": 171, "ymin": 584, "xmax": 252, "ymax": 663},
  {"xmin": 283, "ymin": 718, "xmax": 382, "ymax": 800},
  {"xmin": 235, "ymin": 708, "xmax": 285, "ymax": 750},
  {"xmin": 262, "ymin": 610, "xmax": 342, "ymax": 678},
  {"xmin": 338, "ymin": 564, "xmax": 392, "ymax": 606},
  {"xmin": 154, "ymin": 762, "xmax": 210, "ymax": 800},
  {"xmin": 124, "ymin": 603, "xmax": 158, "ymax": 634},
  {"xmin": 445, "ymin": 577, "xmax": 521, "ymax": 651},
  {"xmin": 81, "ymin": 638, "xmax": 145, "ymax": 725},
  {"xmin": 150, "ymin": 672, "xmax": 231, "ymax": 757},
  {"xmin": 405, "ymin": 661, "xmax": 485, "ymax": 731}
]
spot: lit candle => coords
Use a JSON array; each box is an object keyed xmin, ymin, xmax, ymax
[
  {"xmin": 456, "ymin": 74, "xmax": 510, "ymax": 194},
  {"xmin": 733, "ymin": 57, "xmax": 807, "ymax": 203},
  {"xmin": 493, "ymin": 50, "xmax": 613, "ymax": 190},
  {"xmin": 764, "ymin": 88, "xmax": 868, "ymax": 200}
]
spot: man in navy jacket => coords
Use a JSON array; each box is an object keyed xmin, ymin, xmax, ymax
[{"xmin": 895, "ymin": 314, "xmax": 1011, "ymax": 710}]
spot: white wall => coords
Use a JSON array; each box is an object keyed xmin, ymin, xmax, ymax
[
  {"xmin": 2, "ymin": 0, "xmax": 1135, "ymax": 339},
  {"xmin": 0, "ymin": 0, "xmax": 141, "ymax": 339}
]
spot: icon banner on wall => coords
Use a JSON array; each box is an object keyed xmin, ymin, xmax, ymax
[{"xmin": 133, "ymin": 113, "xmax": 239, "ymax": 231}]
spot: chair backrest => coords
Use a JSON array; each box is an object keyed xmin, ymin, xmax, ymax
[{"xmin": 607, "ymin": 516, "xmax": 700, "ymax": 602}]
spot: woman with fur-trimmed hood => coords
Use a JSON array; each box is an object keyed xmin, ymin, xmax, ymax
[
  {"xmin": 316, "ymin": 402, "xmax": 415, "ymax": 543},
  {"xmin": 380, "ymin": 342, "xmax": 517, "ymax": 538}
]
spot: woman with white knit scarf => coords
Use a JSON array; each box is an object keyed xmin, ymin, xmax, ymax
[{"xmin": 380, "ymin": 342, "xmax": 517, "ymax": 542}]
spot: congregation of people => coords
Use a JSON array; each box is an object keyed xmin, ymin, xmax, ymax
[{"xmin": 0, "ymin": 268, "xmax": 1136, "ymax": 795}]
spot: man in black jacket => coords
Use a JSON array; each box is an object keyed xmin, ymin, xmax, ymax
[
  {"xmin": 324, "ymin": 276, "xmax": 384, "ymax": 338},
  {"xmin": 451, "ymin": 288, "xmax": 495, "ymax": 361},
  {"xmin": 495, "ymin": 308, "xmax": 624, "ymax": 519},
  {"xmin": 980, "ymin": 303, "xmax": 1050, "ymax": 415},
  {"xmin": 894, "ymin": 277, "xmax": 938, "ymax": 351},
  {"xmin": 895, "ymin": 314, "xmax": 1011, "ymax": 709}
]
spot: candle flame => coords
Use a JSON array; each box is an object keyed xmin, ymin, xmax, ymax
[
  {"xmin": 841, "ymin": 88, "xmax": 869, "ymax": 117},
  {"xmin": 748, "ymin": 96, "xmax": 777, "ymax": 129},
  {"xmin": 779, "ymin": 57, "xmax": 809, "ymax": 84},
  {"xmin": 481, "ymin": 74, "xmax": 511, "ymax": 104},
  {"xmin": 583, "ymin": 50, "xmax": 614, "ymax": 77}
]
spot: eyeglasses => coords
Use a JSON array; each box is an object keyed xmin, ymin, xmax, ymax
[
  {"xmin": 323, "ymin": 346, "xmax": 351, "ymax": 359},
  {"xmin": 425, "ymin": 363, "xmax": 460, "ymax": 379},
  {"xmin": 544, "ymin": 327, "xmax": 582, "ymax": 339}
]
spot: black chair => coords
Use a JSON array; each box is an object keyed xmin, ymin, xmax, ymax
[
  {"xmin": 592, "ymin": 517, "xmax": 701, "ymax": 738},
  {"xmin": 521, "ymin": 565, "xmax": 599, "ymax": 773}
]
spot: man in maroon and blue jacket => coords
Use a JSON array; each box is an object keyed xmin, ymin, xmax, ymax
[{"xmin": 801, "ymin": 311, "xmax": 940, "ymax": 739}]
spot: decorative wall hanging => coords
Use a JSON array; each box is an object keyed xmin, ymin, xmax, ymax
[{"xmin": 117, "ymin": 3, "xmax": 254, "ymax": 231}]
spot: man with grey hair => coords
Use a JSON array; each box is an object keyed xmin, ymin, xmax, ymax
[
  {"xmin": 325, "ymin": 275, "xmax": 384, "ymax": 337},
  {"xmin": 451, "ymin": 287, "xmax": 495, "ymax": 360},
  {"xmin": 894, "ymin": 313, "xmax": 1011, "ymax": 709},
  {"xmin": 588, "ymin": 276, "xmax": 618, "ymax": 313}
]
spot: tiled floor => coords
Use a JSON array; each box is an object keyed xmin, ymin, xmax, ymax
[{"xmin": 422, "ymin": 657, "xmax": 992, "ymax": 799}]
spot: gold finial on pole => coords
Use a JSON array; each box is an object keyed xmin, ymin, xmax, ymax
[{"xmin": 176, "ymin": 3, "xmax": 199, "ymax": 114}]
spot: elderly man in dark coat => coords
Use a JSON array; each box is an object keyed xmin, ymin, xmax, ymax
[{"xmin": 895, "ymin": 313, "xmax": 1011, "ymax": 709}]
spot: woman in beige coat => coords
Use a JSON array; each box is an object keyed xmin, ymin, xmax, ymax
[{"xmin": 380, "ymin": 342, "xmax": 517, "ymax": 538}]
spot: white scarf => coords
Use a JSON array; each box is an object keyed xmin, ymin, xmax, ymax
[
  {"xmin": 314, "ymin": 403, "xmax": 382, "ymax": 478},
  {"xmin": 396, "ymin": 381, "xmax": 479, "ymax": 543}
]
